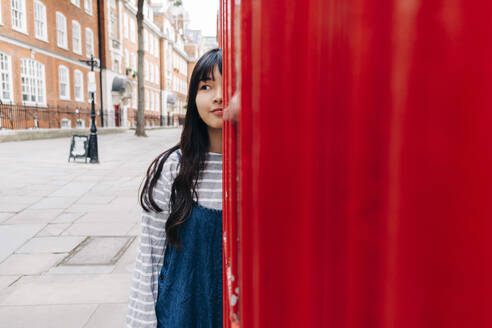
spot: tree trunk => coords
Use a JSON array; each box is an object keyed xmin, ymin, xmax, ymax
[{"xmin": 135, "ymin": 0, "xmax": 146, "ymax": 137}]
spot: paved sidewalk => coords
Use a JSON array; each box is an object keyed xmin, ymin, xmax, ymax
[{"xmin": 0, "ymin": 128, "xmax": 181, "ymax": 328}]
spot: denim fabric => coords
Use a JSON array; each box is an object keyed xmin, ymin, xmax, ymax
[{"xmin": 155, "ymin": 202, "xmax": 223, "ymax": 328}]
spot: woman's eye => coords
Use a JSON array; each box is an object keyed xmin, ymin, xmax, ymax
[{"xmin": 200, "ymin": 85, "xmax": 211, "ymax": 90}]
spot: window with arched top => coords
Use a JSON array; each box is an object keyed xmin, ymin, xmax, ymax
[{"xmin": 59, "ymin": 65, "xmax": 70, "ymax": 100}]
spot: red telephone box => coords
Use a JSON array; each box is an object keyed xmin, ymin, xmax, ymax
[{"xmin": 221, "ymin": 1, "xmax": 492, "ymax": 327}]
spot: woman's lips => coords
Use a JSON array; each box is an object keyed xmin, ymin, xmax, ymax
[
  {"xmin": 212, "ymin": 108, "xmax": 223, "ymax": 116},
  {"xmin": 212, "ymin": 110, "xmax": 223, "ymax": 117}
]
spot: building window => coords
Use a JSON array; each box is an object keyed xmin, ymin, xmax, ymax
[
  {"xmin": 86, "ymin": 28, "xmax": 94, "ymax": 58},
  {"xmin": 113, "ymin": 59, "xmax": 120, "ymax": 74},
  {"xmin": 124, "ymin": 13, "xmax": 129, "ymax": 39},
  {"xmin": 72, "ymin": 21, "xmax": 82, "ymax": 54},
  {"xmin": 21, "ymin": 58, "xmax": 46, "ymax": 105},
  {"xmin": 150, "ymin": 91, "xmax": 154, "ymax": 111},
  {"xmin": 149, "ymin": 63, "xmax": 153, "ymax": 83},
  {"xmin": 0, "ymin": 52, "xmax": 13, "ymax": 103},
  {"xmin": 74, "ymin": 70, "xmax": 84, "ymax": 102},
  {"xmin": 84, "ymin": 0, "xmax": 92, "ymax": 15},
  {"xmin": 11, "ymin": 0, "xmax": 27, "ymax": 33},
  {"xmin": 76, "ymin": 118, "xmax": 85, "ymax": 128},
  {"xmin": 59, "ymin": 65, "xmax": 70, "ymax": 100},
  {"xmin": 71, "ymin": 0, "xmax": 80, "ymax": 7},
  {"xmin": 130, "ymin": 20, "xmax": 136, "ymax": 43},
  {"xmin": 34, "ymin": 1, "xmax": 47, "ymax": 41},
  {"xmin": 144, "ymin": 30, "xmax": 148, "ymax": 52},
  {"xmin": 144, "ymin": 61, "xmax": 148, "ymax": 81},
  {"xmin": 125, "ymin": 49, "xmax": 129, "ymax": 68},
  {"xmin": 131, "ymin": 53, "xmax": 136, "ymax": 71},
  {"xmin": 145, "ymin": 90, "xmax": 149, "ymax": 110},
  {"xmin": 110, "ymin": 14, "xmax": 117, "ymax": 39},
  {"xmin": 56, "ymin": 12, "xmax": 67, "ymax": 49},
  {"xmin": 61, "ymin": 118, "xmax": 71, "ymax": 129}
]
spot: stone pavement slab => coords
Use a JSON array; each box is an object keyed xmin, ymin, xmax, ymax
[
  {"xmin": 51, "ymin": 211, "xmax": 86, "ymax": 223},
  {"xmin": 0, "ymin": 274, "xmax": 132, "ymax": 305},
  {"xmin": 0, "ymin": 276, "xmax": 19, "ymax": 292},
  {"xmin": 47, "ymin": 265, "xmax": 115, "ymax": 275},
  {"xmin": 16, "ymin": 236, "xmax": 85, "ymax": 254},
  {"xmin": 0, "ymin": 224, "xmax": 45, "ymax": 262},
  {"xmin": 0, "ymin": 213, "xmax": 14, "ymax": 224},
  {"xmin": 28, "ymin": 196, "xmax": 81, "ymax": 210},
  {"xmin": 0, "ymin": 128, "xmax": 182, "ymax": 326},
  {"xmin": 37, "ymin": 223, "xmax": 71, "ymax": 236},
  {"xmin": 0, "ymin": 304, "xmax": 97, "ymax": 328},
  {"xmin": 63, "ymin": 222, "xmax": 135, "ymax": 236},
  {"xmin": 6, "ymin": 209, "xmax": 64, "ymax": 224},
  {"xmin": 83, "ymin": 303, "xmax": 127, "ymax": 328},
  {"xmin": 0, "ymin": 253, "xmax": 66, "ymax": 275}
]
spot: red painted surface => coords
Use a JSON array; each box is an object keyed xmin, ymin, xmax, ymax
[{"xmin": 223, "ymin": 0, "xmax": 492, "ymax": 327}]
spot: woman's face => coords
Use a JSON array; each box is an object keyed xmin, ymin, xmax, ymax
[{"xmin": 196, "ymin": 66, "xmax": 223, "ymax": 129}]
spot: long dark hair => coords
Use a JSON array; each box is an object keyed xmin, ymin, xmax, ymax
[{"xmin": 139, "ymin": 48, "xmax": 222, "ymax": 247}]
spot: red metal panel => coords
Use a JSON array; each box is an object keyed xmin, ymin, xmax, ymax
[
  {"xmin": 222, "ymin": 0, "xmax": 240, "ymax": 327},
  {"xmin": 227, "ymin": 0, "xmax": 492, "ymax": 327}
]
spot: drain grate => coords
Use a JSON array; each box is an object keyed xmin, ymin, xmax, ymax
[{"xmin": 61, "ymin": 236, "xmax": 135, "ymax": 266}]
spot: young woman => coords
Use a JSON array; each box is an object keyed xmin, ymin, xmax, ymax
[{"xmin": 127, "ymin": 48, "xmax": 224, "ymax": 328}]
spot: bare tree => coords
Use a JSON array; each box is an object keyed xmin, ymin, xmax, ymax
[{"xmin": 135, "ymin": 0, "xmax": 146, "ymax": 137}]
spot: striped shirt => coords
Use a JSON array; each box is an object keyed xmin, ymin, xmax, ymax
[{"xmin": 126, "ymin": 149, "xmax": 223, "ymax": 328}]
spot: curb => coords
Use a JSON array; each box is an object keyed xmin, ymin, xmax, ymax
[{"xmin": 0, "ymin": 127, "xmax": 128, "ymax": 143}]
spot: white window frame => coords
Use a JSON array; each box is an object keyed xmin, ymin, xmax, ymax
[
  {"xmin": 61, "ymin": 118, "xmax": 71, "ymax": 129},
  {"xmin": 84, "ymin": 0, "xmax": 92, "ymax": 15},
  {"xmin": 145, "ymin": 61, "xmax": 148, "ymax": 81},
  {"xmin": 71, "ymin": 0, "xmax": 80, "ymax": 7},
  {"xmin": 132, "ymin": 53, "xmax": 136, "ymax": 71},
  {"xmin": 74, "ymin": 69, "xmax": 84, "ymax": 102},
  {"xmin": 0, "ymin": 52, "xmax": 14, "ymax": 104},
  {"xmin": 85, "ymin": 28, "xmax": 94, "ymax": 58},
  {"xmin": 145, "ymin": 90, "xmax": 149, "ymax": 110},
  {"xmin": 34, "ymin": 1, "xmax": 48, "ymax": 42},
  {"xmin": 21, "ymin": 58, "xmax": 46, "ymax": 106},
  {"xmin": 72, "ymin": 20, "xmax": 82, "ymax": 55},
  {"xmin": 11, "ymin": 0, "xmax": 27, "ymax": 34},
  {"xmin": 124, "ymin": 13, "xmax": 129, "ymax": 39},
  {"xmin": 130, "ymin": 19, "xmax": 136, "ymax": 43},
  {"xmin": 125, "ymin": 49, "xmax": 130, "ymax": 68},
  {"xmin": 56, "ymin": 12, "xmax": 68, "ymax": 49},
  {"xmin": 144, "ymin": 30, "xmax": 148, "ymax": 52},
  {"xmin": 150, "ymin": 91, "xmax": 154, "ymax": 111},
  {"xmin": 59, "ymin": 65, "xmax": 70, "ymax": 100}
]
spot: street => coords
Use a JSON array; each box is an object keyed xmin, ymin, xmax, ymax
[{"xmin": 0, "ymin": 128, "xmax": 181, "ymax": 328}]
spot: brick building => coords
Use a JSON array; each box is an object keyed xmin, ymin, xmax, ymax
[
  {"xmin": 0, "ymin": 0, "xmax": 102, "ymax": 129},
  {"xmin": 99, "ymin": 0, "xmax": 162, "ymax": 128},
  {"xmin": 0, "ymin": 0, "xmax": 203, "ymax": 130}
]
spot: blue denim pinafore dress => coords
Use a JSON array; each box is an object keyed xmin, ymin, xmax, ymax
[{"xmin": 155, "ymin": 202, "xmax": 223, "ymax": 328}]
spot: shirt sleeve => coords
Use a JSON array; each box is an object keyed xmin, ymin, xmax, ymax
[{"xmin": 126, "ymin": 155, "xmax": 176, "ymax": 328}]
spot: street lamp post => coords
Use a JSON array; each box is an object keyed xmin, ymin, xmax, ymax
[{"xmin": 80, "ymin": 55, "xmax": 99, "ymax": 163}]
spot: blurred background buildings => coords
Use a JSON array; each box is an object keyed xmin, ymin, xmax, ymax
[{"xmin": 0, "ymin": 0, "xmax": 218, "ymax": 130}]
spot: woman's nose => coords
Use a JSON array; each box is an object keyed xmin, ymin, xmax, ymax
[{"xmin": 214, "ymin": 85, "xmax": 223, "ymax": 103}]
